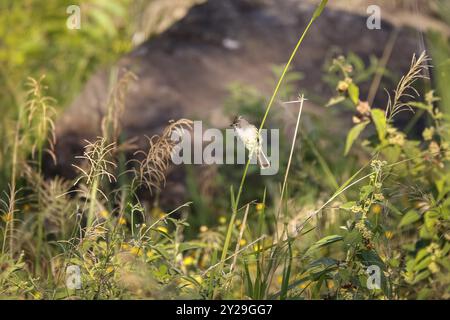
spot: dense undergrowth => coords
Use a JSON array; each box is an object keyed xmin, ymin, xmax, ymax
[{"xmin": 0, "ymin": 0, "xmax": 449, "ymax": 300}]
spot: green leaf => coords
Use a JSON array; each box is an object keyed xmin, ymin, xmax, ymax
[
  {"xmin": 313, "ymin": 0, "xmax": 328, "ymax": 20},
  {"xmin": 357, "ymin": 250, "xmax": 385, "ymax": 269},
  {"xmin": 348, "ymin": 83, "xmax": 359, "ymax": 105},
  {"xmin": 177, "ymin": 241, "xmax": 208, "ymax": 252},
  {"xmin": 344, "ymin": 121, "xmax": 369, "ymax": 155},
  {"xmin": 325, "ymin": 95, "xmax": 345, "ymax": 107},
  {"xmin": 399, "ymin": 210, "xmax": 421, "ymax": 228},
  {"xmin": 371, "ymin": 108, "xmax": 387, "ymax": 142},
  {"xmin": 409, "ymin": 101, "xmax": 432, "ymax": 112},
  {"xmin": 424, "ymin": 210, "xmax": 440, "ymax": 230},
  {"xmin": 304, "ymin": 235, "xmax": 343, "ymax": 257},
  {"xmin": 381, "ymin": 145, "xmax": 401, "ymax": 163},
  {"xmin": 359, "ymin": 185, "xmax": 374, "ymax": 201},
  {"xmin": 340, "ymin": 201, "xmax": 356, "ymax": 210},
  {"xmin": 414, "ymin": 256, "xmax": 431, "ymax": 272},
  {"xmin": 413, "ymin": 270, "xmax": 431, "ymax": 284}
]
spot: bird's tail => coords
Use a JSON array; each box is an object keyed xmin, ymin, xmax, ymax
[{"xmin": 257, "ymin": 150, "xmax": 270, "ymax": 169}]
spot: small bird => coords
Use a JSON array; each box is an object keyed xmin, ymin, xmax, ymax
[{"xmin": 231, "ymin": 116, "xmax": 270, "ymax": 169}]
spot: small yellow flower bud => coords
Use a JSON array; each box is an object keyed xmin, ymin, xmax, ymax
[
  {"xmin": 130, "ymin": 247, "xmax": 143, "ymax": 256},
  {"xmin": 371, "ymin": 204, "xmax": 382, "ymax": 215},
  {"xmin": 218, "ymin": 216, "xmax": 227, "ymax": 224},
  {"xmin": 99, "ymin": 210, "xmax": 109, "ymax": 219},
  {"xmin": 256, "ymin": 203, "xmax": 265, "ymax": 211},
  {"xmin": 385, "ymin": 231, "xmax": 394, "ymax": 239},
  {"xmin": 183, "ymin": 256, "xmax": 195, "ymax": 266}
]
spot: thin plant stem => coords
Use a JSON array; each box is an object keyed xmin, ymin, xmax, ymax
[
  {"xmin": 87, "ymin": 177, "xmax": 99, "ymax": 227},
  {"xmin": 229, "ymin": 204, "xmax": 250, "ymax": 275},
  {"xmin": 217, "ymin": 1, "xmax": 326, "ymax": 293},
  {"xmin": 275, "ymin": 95, "xmax": 305, "ymax": 241},
  {"xmin": 368, "ymin": 28, "xmax": 399, "ymax": 106}
]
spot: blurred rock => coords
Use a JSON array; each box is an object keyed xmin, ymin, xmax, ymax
[{"xmin": 48, "ymin": 0, "xmax": 422, "ymax": 204}]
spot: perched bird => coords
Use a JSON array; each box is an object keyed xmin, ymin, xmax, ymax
[{"xmin": 231, "ymin": 116, "xmax": 270, "ymax": 169}]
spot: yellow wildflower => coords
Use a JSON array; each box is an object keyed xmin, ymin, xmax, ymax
[
  {"xmin": 218, "ymin": 216, "xmax": 227, "ymax": 224},
  {"xmin": 256, "ymin": 203, "xmax": 265, "ymax": 211},
  {"xmin": 385, "ymin": 231, "xmax": 394, "ymax": 239},
  {"xmin": 239, "ymin": 238, "xmax": 247, "ymax": 246},
  {"xmin": 106, "ymin": 266, "xmax": 114, "ymax": 274},
  {"xmin": 32, "ymin": 292, "xmax": 43, "ymax": 300},
  {"xmin": 118, "ymin": 217, "xmax": 126, "ymax": 225},
  {"xmin": 371, "ymin": 204, "xmax": 382, "ymax": 215},
  {"xmin": 130, "ymin": 246, "xmax": 143, "ymax": 256},
  {"xmin": 183, "ymin": 255, "xmax": 195, "ymax": 266},
  {"xmin": 99, "ymin": 210, "xmax": 109, "ymax": 219}
]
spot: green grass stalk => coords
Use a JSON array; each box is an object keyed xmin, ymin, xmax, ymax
[{"xmin": 216, "ymin": 0, "xmax": 328, "ymax": 294}]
